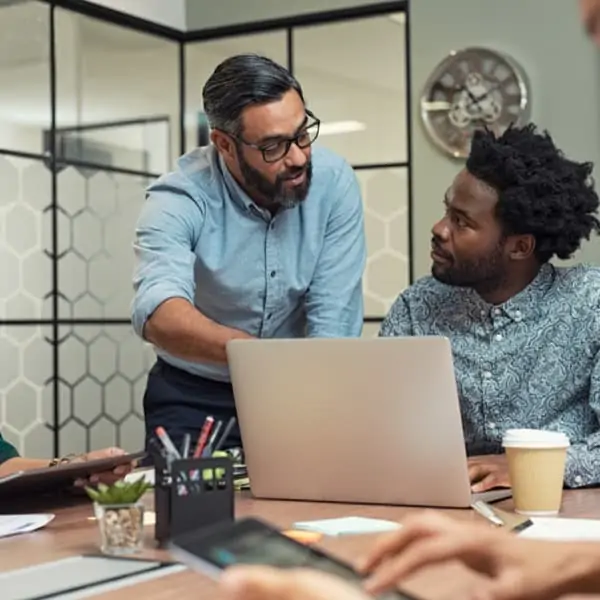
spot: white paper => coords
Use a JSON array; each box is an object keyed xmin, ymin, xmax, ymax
[
  {"xmin": 293, "ymin": 516, "xmax": 401, "ymax": 536},
  {"xmin": 518, "ymin": 517, "xmax": 600, "ymax": 541},
  {"xmin": 0, "ymin": 514, "xmax": 55, "ymax": 539}
]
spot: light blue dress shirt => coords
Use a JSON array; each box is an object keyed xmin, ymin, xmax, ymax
[
  {"xmin": 132, "ymin": 144, "xmax": 366, "ymax": 382},
  {"xmin": 380, "ymin": 263, "xmax": 600, "ymax": 488}
]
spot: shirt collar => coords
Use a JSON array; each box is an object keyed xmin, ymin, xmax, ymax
[
  {"xmin": 218, "ymin": 153, "xmax": 272, "ymax": 220},
  {"xmin": 465, "ymin": 263, "xmax": 556, "ymax": 323}
]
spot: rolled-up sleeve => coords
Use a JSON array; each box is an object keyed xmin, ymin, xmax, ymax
[
  {"xmin": 305, "ymin": 162, "xmax": 366, "ymax": 337},
  {"xmin": 0, "ymin": 432, "xmax": 19, "ymax": 464},
  {"xmin": 131, "ymin": 176, "xmax": 203, "ymax": 339}
]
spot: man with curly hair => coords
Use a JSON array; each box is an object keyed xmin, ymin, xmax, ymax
[{"xmin": 380, "ymin": 124, "xmax": 600, "ymax": 491}]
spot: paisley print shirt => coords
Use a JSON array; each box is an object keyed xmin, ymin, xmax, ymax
[{"xmin": 379, "ymin": 263, "xmax": 600, "ymax": 488}]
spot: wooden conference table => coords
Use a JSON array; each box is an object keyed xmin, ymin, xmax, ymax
[{"xmin": 1, "ymin": 488, "xmax": 600, "ymax": 600}]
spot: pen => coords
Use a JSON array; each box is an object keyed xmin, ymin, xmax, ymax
[
  {"xmin": 155, "ymin": 426, "xmax": 181, "ymax": 460},
  {"xmin": 193, "ymin": 416, "xmax": 214, "ymax": 458},
  {"xmin": 203, "ymin": 420, "xmax": 223, "ymax": 457},
  {"xmin": 471, "ymin": 501, "xmax": 504, "ymax": 527},
  {"xmin": 181, "ymin": 433, "xmax": 191, "ymax": 459},
  {"xmin": 214, "ymin": 416, "xmax": 237, "ymax": 452}
]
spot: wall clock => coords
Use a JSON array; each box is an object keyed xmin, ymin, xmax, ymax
[{"xmin": 420, "ymin": 47, "xmax": 530, "ymax": 158}]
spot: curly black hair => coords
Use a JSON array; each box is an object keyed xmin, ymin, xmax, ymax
[{"xmin": 466, "ymin": 124, "xmax": 600, "ymax": 263}]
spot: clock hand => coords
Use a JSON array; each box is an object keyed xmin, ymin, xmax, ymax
[{"xmin": 473, "ymin": 82, "xmax": 501, "ymax": 103}]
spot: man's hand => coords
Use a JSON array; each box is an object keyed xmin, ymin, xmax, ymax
[
  {"xmin": 358, "ymin": 512, "xmax": 597, "ymax": 600},
  {"xmin": 72, "ymin": 447, "xmax": 134, "ymax": 487},
  {"xmin": 220, "ymin": 565, "xmax": 368, "ymax": 600},
  {"xmin": 468, "ymin": 454, "xmax": 510, "ymax": 493}
]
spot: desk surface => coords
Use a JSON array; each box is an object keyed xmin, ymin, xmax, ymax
[{"xmin": 1, "ymin": 490, "xmax": 599, "ymax": 600}]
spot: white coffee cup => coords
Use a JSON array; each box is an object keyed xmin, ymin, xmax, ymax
[{"xmin": 502, "ymin": 429, "xmax": 570, "ymax": 516}]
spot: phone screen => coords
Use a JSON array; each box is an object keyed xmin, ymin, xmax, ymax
[{"xmin": 172, "ymin": 518, "xmax": 418, "ymax": 600}]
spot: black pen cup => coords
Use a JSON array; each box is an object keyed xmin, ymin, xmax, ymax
[{"xmin": 153, "ymin": 452, "xmax": 234, "ymax": 546}]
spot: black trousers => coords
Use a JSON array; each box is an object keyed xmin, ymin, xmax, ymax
[{"xmin": 143, "ymin": 358, "xmax": 241, "ymax": 460}]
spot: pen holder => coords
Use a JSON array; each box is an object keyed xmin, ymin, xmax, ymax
[{"xmin": 153, "ymin": 452, "xmax": 234, "ymax": 546}]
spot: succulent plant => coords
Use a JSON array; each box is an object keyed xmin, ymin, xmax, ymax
[{"xmin": 85, "ymin": 476, "xmax": 152, "ymax": 505}]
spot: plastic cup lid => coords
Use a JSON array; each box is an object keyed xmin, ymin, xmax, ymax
[{"xmin": 502, "ymin": 428, "xmax": 570, "ymax": 448}]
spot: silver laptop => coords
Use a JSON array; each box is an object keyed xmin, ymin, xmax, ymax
[{"xmin": 226, "ymin": 337, "xmax": 511, "ymax": 508}]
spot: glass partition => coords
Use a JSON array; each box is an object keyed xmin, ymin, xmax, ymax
[{"xmin": 0, "ymin": 1, "xmax": 409, "ymax": 455}]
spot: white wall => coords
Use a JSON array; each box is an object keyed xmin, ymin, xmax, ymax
[
  {"xmin": 185, "ymin": 0, "xmax": 393, "ymax": 30},
  {"xmin": 410, "ymin": 0, "xmax": 600, "ymax": 277},
  {"xmin": 86, "ymin": 0, "xmax": 187, "ymax": 30}
]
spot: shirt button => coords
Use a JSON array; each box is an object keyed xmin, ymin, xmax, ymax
[
  {"xmin": 493, "ymin": 308, "xmax": 502, "ymax": 316},
  {"xmin": 488, "ymin": 422, "xmax": 496, "ymax": 429},
  {"xmin": 494, "ymin": 333, "xmax": 503, "ymax": 342},
  {"xmin": 575, "ymin": 475, "xmax": 583, "ymax": 485},
  {"xmin": 514, "ymin": 311, "xmax": 522, "ymax": 322},
  {"xmin": 483, "ymin": 371, "xmax": 492, "ymax": 380},
  {"xmin": 270, "ymin": 270, "xmax": 276, "ymax": 278},
  {"xmin": 480, "ymin": 310, "xmax": 486, "ymax": 317}
]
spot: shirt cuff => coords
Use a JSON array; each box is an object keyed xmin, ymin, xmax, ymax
[
  {"xmin": 564, "ymin": 443, "xmax": 599, "ymax": 488},
  {"xmin": 131, "ymin": 284, "xmax": 193, "ymax": 338}
]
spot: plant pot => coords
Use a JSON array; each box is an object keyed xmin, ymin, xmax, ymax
[{"xmin": 94, "ymin": 501, "xmax": 144, "ymax": 555}]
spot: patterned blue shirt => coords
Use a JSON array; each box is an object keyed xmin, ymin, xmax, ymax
[
  {"xmin": 131, "ymin": 144, "xmax": 366, "ymax": 382},
  {"xmin": 380, "ymin": 263, "xmax": 600, "ymax": 488}
]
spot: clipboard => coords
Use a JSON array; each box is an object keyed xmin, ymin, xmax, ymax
[{"xmin": 0, "ymin": 451, "xmax": 145, "ymax": 496}]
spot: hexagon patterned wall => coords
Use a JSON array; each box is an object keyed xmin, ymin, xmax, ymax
[
  {"xmin": 356, "ymin": 167, "xmax": 409, "ymax": 318},
  {"xmin": 57, "ymin": 167, "xmax": 151, "ymax": 320},
  {"xmin": 58, "ymin": 325, "xmax": 155, "ymax": 454},
  {"xmin": 0, "ymin": 154, "xmax": 155, "ymax": 456}
]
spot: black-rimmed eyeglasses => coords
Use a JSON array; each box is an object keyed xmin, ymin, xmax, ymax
[{"xmin": 229, "ymin": 110, "xmax": 320, "ymax": 163}]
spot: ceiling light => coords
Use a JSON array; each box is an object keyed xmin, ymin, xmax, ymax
[
  {"xmin": 388, "ymin": 13, "xmax": 406, "ymax": 26},
  {"xmin": 319, "ymin": 121, "xmax": 366, "ymax": 136}
]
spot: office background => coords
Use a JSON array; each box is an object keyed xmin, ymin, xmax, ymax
[
  {"xmin": 0, "ymin": 0, "xmax": 598, "ymax": 459},
  {"xmin": 0, "ymin": 0, "xmax": 410, "ymax": 458}
]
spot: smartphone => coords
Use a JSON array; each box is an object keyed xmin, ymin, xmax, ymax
[{"xmin": 168, "ymin": 517, "xmax": 421, "ymax": 600}]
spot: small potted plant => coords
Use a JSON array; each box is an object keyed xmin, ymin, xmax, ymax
[{"xmin": 86, "ymin": 477, "xmax": 152, "ymax": 555}]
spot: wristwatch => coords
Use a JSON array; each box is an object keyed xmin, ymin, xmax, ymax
[{"xmin": 48, "ymin": 453, "xmax": 78, "ymax": 468}]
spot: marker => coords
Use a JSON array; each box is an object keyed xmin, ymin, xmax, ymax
[
  {"xmin": 214, "ymin": 416, "xmax": 237, "ymax": 452},
  {"xmin": 181, "ymin": 433, "xmax": 191, "ymax": 459},
  {"xmin": 155, "ymin": 426, "xmax": 181, "ymax": 460},
  {"xmin": 202, "ymin": 420, "xmax": 223, "ymax": 457},
  {"xmin": 193, "ymin": 416, "xmax": 214, "ymax": 458}
]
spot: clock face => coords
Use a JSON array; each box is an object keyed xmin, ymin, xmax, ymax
[{"xmin": 420, "ymin": 47, "xmax": 530, "ymax": 158}]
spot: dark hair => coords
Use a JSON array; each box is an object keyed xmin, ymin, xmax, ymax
[
  {"xmin": 466, "ymin": 124, "xmax": 600, "ymax": 262},
  {"xmin": 202, "ymin": 53, "xmax": 304, "ymax": 136}
]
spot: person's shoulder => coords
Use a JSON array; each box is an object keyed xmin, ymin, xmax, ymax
[
  {"xmin": 311, "ymin": 145, "xmax": 353, "ymax": 184},
  {"xmin": 388, "ymin": 275, "xmax": 452, "ymax": 313},
  {"xmin": 403, "ymin": 275, "xmax": 452, "ymax": 299},
  {"xmin": 553, "ymin": 264, "xmax": 600, "ymax": 305},
  {"xmin": 145, "ymin": 147, "xmax": 219, "ymax": 212}
]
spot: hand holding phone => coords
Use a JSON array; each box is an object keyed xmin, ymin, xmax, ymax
[{"xmin": 168, "ymin": 517, "xmax": 421, "ymax": 600}]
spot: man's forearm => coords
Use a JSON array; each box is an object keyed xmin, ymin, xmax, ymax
[
  {"xmin": 144, "ymin": 298, "xmax": 254, "ymax": 364},
  {"xmin": 0, "ymin": 457, "xmax": 48, "ymax": 476}
]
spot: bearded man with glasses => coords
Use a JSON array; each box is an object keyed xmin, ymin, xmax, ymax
[{"xmin": 132, "ymin": 54, "xmax": 366, "ymax": 456}]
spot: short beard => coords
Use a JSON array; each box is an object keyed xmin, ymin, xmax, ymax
[
  {"xmin": 237, "ymin": 147, "xmax": 312, "ymax": 209},
  {"xmin": 432, "ymin": 241, "xmax": 507, "ymax": 293}
]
